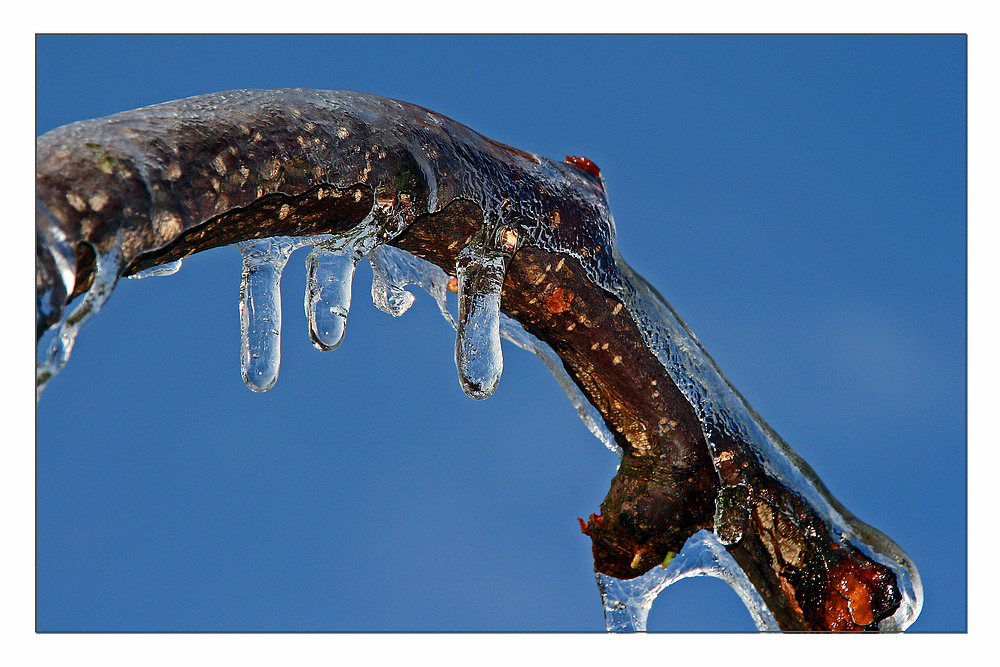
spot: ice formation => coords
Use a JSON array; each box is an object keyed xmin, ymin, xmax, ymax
[
  {"xmin": 35, "ymin": 232, "xmax": 123, "ymax": 403},
  {"xmin": 608, "ymin": 260, "xmax": 922, "ymax": 630},
  {"xmin": 597, "ymin": 530, "xmax": 780, "ymax": 632},
  {"xmin": 35, "ymin": 89, "xmax": 922, "ymax": 631},
  {"xmin": 454, "ymin": 237, "xmax": 507, "ymax": 400},
  {"xmin": 127, "ymin": 258, "xmax": 183, "ymax": 279},
  {"xmin": 237, "ymin": 237, "xmax": 293, "ymax": 391},
  {"xmin": 304, "ymin": 244, "xmax": 357, "ymax": 351}
]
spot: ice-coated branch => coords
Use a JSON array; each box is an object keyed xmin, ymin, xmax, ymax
[{"xmin": 35, "ymin": 89, "xmax": 922, "ymax": 631}]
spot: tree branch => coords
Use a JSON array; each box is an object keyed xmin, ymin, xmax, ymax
[{"xmin": 35, "ymin": 89, "xmax": 922, "ymax": 631}]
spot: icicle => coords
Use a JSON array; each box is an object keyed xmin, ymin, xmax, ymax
[
  {"xmin": 367, "ymin": 244, "xmax": 455, "ymax": 328},
  {"xmin": 368, "ymin": 245, "xmax": 416, "ymax": 317},
  {"xmin": 37, "ymin": 208, "xmax": 78, "ymax": 303},
  {"xmin": 596, "ymin": 530, "xmax": 779, "ymax": 632},
  {"xmin": 238, "ymin": 237, "xmax": 295, "ymax": 392},
  {"xmin": 304, "ymin": 245, "xmax": 360, "ymax": 351},
  {"xmin": 454, "ymin": 238, "xmax": 510, "ymax": 400},
  {"xmin": 127, "ymin": 259, "xmax": 183, "ymax": 280},
  {"xmin": 36, "ymin": 242, "xmax": 124, "ymax": 402}
]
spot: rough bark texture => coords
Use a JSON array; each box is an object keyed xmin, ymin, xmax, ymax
[{"xmin": 36, "ymin": 89, "xmax": 911, "ymax": 631}]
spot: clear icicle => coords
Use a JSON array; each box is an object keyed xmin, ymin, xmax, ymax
[
  {"xmin": 238, "ymin": 237, "xmax": 295, "ymax": 392},
  {"xmin": 366, "ymin": 245, "xmax": 455, "ymax": 327},
  {"xmin": 596, "ymin": 530, "xmax": 779, "ymax": 632},
  {"xmin": 368, "ymin": 245, "xmax": 416, "ymax": 317},
  {"xmin": 454, "ymin": 244, "xmax": 506, "ymax": 400},
  {"xmin": 36, "ymin": 242, "xmax": 124, "ymax": 402},
  {"xmin": 127, "ymin": 259, "xmax": 183, "ymax": 280},
  {"xmin": 304, "ymin": 245, "xmax": 360, "ymax": 351}
]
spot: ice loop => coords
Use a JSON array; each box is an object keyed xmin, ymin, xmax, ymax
[
  {"xmin": 596, "ymin": 530, "xmax": 780, "ymax": 632},
  {"xmin": 35, "ymin": 89, "xmax": 921, "ymax": 631}
]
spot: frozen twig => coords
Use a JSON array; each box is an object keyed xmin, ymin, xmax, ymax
[{"xmin": 36, "ymin": 89, "xmax": 922, "ymax": 631}]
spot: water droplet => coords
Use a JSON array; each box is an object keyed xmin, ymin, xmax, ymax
[{"xmin": 238, "ymin": 237, "xmax": 294, "ymax": 392}]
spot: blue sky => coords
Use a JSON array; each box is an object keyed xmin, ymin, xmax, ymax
[{"xmin": 35, "ymin": 35, "xmax": 966, "ymax": 632}]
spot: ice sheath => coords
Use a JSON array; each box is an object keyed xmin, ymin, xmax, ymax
[{"xmin": 36, "ymin": 89, "xmax": 922, "ymax": 631}]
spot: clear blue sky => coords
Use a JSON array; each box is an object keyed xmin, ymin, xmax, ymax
[{"xmin": 36, "ymin": 35, "xmax": 966, "ymax": 632}]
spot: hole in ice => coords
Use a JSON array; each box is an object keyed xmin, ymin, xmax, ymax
[{"xmin": 643, "ymin": 575, "xmax": 760, "ymax": 632}]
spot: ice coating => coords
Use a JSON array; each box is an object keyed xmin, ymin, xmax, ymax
[
  {"xmin": 597, "ymin": 530, "xmax": 779, "ymax": 632},
  {"xmin": 305, "ymin": 245, "xmax": 359, "ymax": 351},
  {"xmin": 127, "ymin": 259, "xmax": 183, "ymax": 280},
  {"xmin": 34, "ymin": 89, "xmax": 615, "ymax": 394},
  {"xmin": 605, "ymin": 259, "xmax": 923, "ymax": 630},
  {"xmin": 35, "ymin": 89, "xmax": 923, "ymax": 631},
  {"xmin": 35, "ymin": 237, "xmax": 123, "ymax": 401}
]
